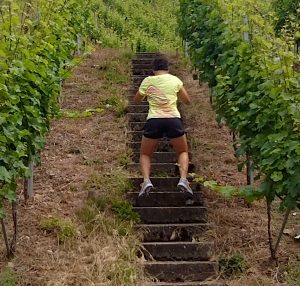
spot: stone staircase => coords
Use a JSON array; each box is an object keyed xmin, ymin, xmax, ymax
[{"xmin": 127, "ymin": 53, "xmax": 218, "ymax": 286}]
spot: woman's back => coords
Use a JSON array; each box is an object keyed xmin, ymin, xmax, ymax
[{"xmin": 139, "ymin": 73, "xmax": 183, "ymax": 120}]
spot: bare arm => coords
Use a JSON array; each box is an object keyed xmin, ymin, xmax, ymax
[
  {"xmin": 134, "ymin": 91, "xmax": 144, "ymax": 104},
  {"xmin": 178, "ymin": 86, "xmax": 191, "ymax": 105}
]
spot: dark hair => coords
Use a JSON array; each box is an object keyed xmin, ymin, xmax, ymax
[{"xmin": 152, "ymin": 55, "xmax": 169, "ymax": 71}]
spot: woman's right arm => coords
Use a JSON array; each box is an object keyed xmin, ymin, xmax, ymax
[{"xmin": 178, "ymin": 86, "xmax": 191, "ymax": 105}]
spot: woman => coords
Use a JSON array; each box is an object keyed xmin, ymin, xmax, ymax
[{"xmin": 134, "ymin": 55, "xmax": 193, "ymax": 197}]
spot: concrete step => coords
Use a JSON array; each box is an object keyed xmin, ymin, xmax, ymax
[
  {"xmin": 133, "ymin": 207, "xmax": 207, "ymax": 224},
  {"xmin": 131, "ymin": 152, "xmax": 178, "ymax": 163},
  {"xmin": 132, "ymin": 59, "xmax": 155, "ymax": 65},
  {"xmin": 141, "ymin": 242, "xmax": 214, "ymax": 261},
  {"xmin": 132, "ymin": 63, "xmax": 153, "ymax": 69},
  {"xmin": 132, "ymin": 75, "xmax": 147, "ymax": 85},
  {"xmin": 128, "ymin": 122, "xmax": 146, "ymax": 131},
  {"xmin": 127, "ymin": 141, "xmax": 173, "ymax": 152},
  {"xmin": 127, "ymin": 105, "xmax": 149, "ymax": 113},
  {"xmin": 142, "ymin": 282, "xmax": 220, "ymax": 286},
  {"xmin": 128, "ymin": 132, "xmax": 190, "ymax": 143},
  {"xmin": 135, "ymin": 52, "xmax": 161, "ymax": 57},
  {"xmin": 136, "ymin": 223, "xmax": 209, "ymax": 242},
  {"xmin": 129, "ymin": 177, "xmax": 202, "ymax": 192},
  {"xmin": 128, "ymin": 163, "xmax": 195, "ymax": 176},
  {"xmin": 132, "ymin": 69, "xmax": 154, "ymax": 76},
  {"xmin": 127, "ymin": 191, "xmax": 203, "ymax": 207},
  {"xmin": 127, "ymin": 112, "xmax": 147, "ymax": 122},
  {"xmin": 144, "ymin": 261, "xmax": 217, "ymax": 282}
]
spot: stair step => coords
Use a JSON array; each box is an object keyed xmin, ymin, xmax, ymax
[
  {"xmin": 131, "ymin": 152, "xmax": 179, "ymax": 163},
  {"xmin": 132, "ymin": 69, "xmax": 154, "ymax": 76},
  {"xmin": 128, "ymin": 163, "xmax": 195, "ymax": 176},
  {"xmin": 134, "ymin": 207, "xmax": 207, "ymax": 224},
  {"xmin": 132, "ymin": 63, "xmax": 153, "ymax": 68},
  {"xmin": 132, "ymin": 75, "xmax": 148, "ymax": 85},
  {"xmin": 128, "ymin": 132, "xmax": 190, "ymax": 143},
  {"xmin": 142, "ymin": 282, "xmax": 220, "ymax": 286},
  {"xmin": 127, "ymin": 112, "xmax": 147, "ymax": 122},
  {"xmin": 127, "ymin": 131, "xmax": 146, "ymax": 141},
  {"xmin": 136, "ymin": 223, "xmax": 209, "ymax": 242},
  {"xmin": 127, "ymin": 141, "xmax": 173, "ymax": 152},
  {"xmin": 128, "ymin": 122, "xmax": 147, "ymax": 131},
  {"xmin": 127, "ymin": 191, "xmax": 203, "ymax": 207},
  {"xmin": 142, "ymin": 242, "xmax": 214, "ymax": 261},
  {"xmin": 129, "ymin": 177, "xmax": 202, "ymax": 192},
  {"xmin": 144, "ymin": 261, "xmax": 217, "ymax": 282},
  {"xmin": 135, "ymin": 52, "xmax": 161, "ymax": 57},
  {"xmin": 127, "ymin": 105, "xmax": 149, "ymax": 113}
]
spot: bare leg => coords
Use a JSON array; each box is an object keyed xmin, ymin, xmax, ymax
[
  {"xmin": 140, "ymin": 136, "xmax": 159, "ymax": 179},
  {"xmin": 170, "ymin": 135, "xmax": 189, "ymax": 178}
]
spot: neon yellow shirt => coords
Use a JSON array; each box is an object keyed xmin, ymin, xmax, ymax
[{"xmin": 138, "ymin": 74, "xmax": 183, "ymax": 120}]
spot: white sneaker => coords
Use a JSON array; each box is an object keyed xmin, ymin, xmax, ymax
[
  {"xmin": 138, "ymin": 180, "xmax": 154, "ymax": 197},
  {"xmin": 177, "ymin": 178, "xmax": 193, "ymax": 197}
]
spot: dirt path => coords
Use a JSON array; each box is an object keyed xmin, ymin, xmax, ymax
[{"xmin": 0, "ymin": 48, "xmax": 298, "ymax": 286}]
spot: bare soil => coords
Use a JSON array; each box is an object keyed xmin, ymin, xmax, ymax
[{"xmin": 0, "ymin": 48, "xmax": 299, "ymax": 286}]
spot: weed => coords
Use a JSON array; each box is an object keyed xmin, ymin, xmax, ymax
[
  {"xmin": 99, "ymin": 94, "xmax": 128, "ymax": 117},
  {"xmin": 59, "ymin": 108, "xmax": 103, "ymax": 119},
  {"xmin": 0, "ymin": 268, "xmax": 17, "ymax": 286},
  {"xmin": 40, "ymin": 217, "xmax": 76, "ymax": 243},
  {"xmin": 111, "ymin": 201, "xmax": 140, "ymax": 222},
  {"xmin": 219, "ymin": 253, "xmax": 247, "ymax": 277},
  {"xmin": 76, "ymin": 205, "xmax": 98, "ymax": 225},
  {"xmin": 83, "ymin": 159, "xmax": 103, "ymax": 167},
  {"xmin": 118, "ymin": 150, "xmax": 132, "ymax": 167},
  {"xmin": 284, "ymin": 262, "xmax": 300, "ymax": 286},
  {"xmin": 108, "ymin": 259, "xmax": 139, "ymax": 285},
  {"xmin": 85, "ymin": 170, "xmax": 131, "ymax": 197},
  {"xmin": 69, "ymin": 185, "xmax": 78, "ymax": 192},
  {"xmin": 92, "ymin": 195, "xmax": 111, "ymax": 211}
]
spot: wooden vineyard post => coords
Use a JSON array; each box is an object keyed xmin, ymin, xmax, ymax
[
  {"xmin": 77, "ymin": 34, "xmax": 82, "ymax": 55},
  {"xmin": 24, "ymin": 160, "xmax": 34, "ymax": 201},
  {"xmin": 184, "ymin": 41, "xmax": 189, "ymax": 58}
]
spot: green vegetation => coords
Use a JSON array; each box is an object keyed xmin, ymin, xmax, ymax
[
  {"xmin": 96, "ymin": 0, "xmax": 180, "ymax": 51},
  {"xmin": 178, "ymin": 0, "xmax": 300, "ymax": 259},
  {"xmin": 0, "ymin": 268, "xmax": 17, "ymax": 286},
  {"xmin": 39, "ymin": 217, "xmax": 76, "ymax": 243},
  {"xmin": 219, "ymin": 253, "xmax": 247, "ymax": 277},
  {"xmin": 273, "ymin": 0, "xmax": 300, "ymax": 35},
  {"xmin": 284, "ymin": 262, "xmax": 300, "ymax": 286},
  {"xmin": 0, "ymin": 0, "xmax": 179, "ymax": 219}
]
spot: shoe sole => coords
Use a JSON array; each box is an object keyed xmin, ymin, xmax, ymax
[
  {"xmin": 138, "ymin": 186, "xmax": 155, "ymax": 198},
  {"xmin": 177, "ymin": 185, "xmax": 194, "ymax": 199}
]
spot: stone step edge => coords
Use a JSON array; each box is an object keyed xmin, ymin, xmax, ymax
[
  {"xmin": 141, "ymin": 282, "xmax": 221, "ymax": 286},
  {"xmin": 136, "ymin": 223, "xmax": 210, "ymax": 227},
  {"xmin": 142, "ymin": 241, "xmax": 213, "ymax": 246}
]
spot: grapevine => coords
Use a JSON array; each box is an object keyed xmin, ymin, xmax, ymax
[{"xmin": 178, "ymin": 0, "xmax": 300, "ymax": 259}]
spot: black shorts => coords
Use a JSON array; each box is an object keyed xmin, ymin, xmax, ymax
[{"xmin": 143, "ymin": 118, "xmax": 185, "ymax": 139}]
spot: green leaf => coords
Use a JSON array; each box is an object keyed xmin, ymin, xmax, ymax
[
  {"xmin": 271, "ymin": 171, "xmax": 283, "ymax": 182},
  {"xmin": 295, "ymin": 146, "xmax": 300, "ymax": 156},
  {"xmin": 0, "ymin": 166, "xmax": 12, "ymax": 182}
]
